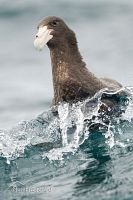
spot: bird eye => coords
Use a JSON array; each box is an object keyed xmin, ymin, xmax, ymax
[{"xmin": 50, "ymin": 20, "xmax": 59, "ymax": 27}]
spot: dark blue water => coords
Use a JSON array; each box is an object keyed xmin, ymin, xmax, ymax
[{"xmin": 0, "ymin": 1, "xmax": 133, "ymax": 200}]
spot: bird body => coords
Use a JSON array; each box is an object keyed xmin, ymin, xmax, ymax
[{"xmin": 34, "ymin": 16, "xmax": 123, "ymax": 106}]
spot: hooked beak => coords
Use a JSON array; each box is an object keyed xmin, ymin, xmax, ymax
[{"xmin": 34, "ymin": 26, "xmax": 53, "ymax": 51}]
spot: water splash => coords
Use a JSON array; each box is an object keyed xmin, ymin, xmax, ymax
[
  {"xmin": 58, "ymin": 102, "xmax": 84, "ymax": 147},
  {"xmin": 0, "ymin": 87, "xmax": 133, "ymax": 163}
]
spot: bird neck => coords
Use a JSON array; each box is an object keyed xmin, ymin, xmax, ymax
[{"xmin": 49, "ymin": 42, "xmax": 86, "ymax": 103}]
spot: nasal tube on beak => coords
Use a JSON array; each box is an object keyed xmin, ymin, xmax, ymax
[{"xmin": 34, "ymin": 26, "xmax": 53, "ymax": 51}]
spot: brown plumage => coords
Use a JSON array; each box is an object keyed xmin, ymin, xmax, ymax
[{"xmin": 35, "ymin": 16, "xmax": 123, "ymax": 106}]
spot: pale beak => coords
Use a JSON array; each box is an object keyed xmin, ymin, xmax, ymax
[{"xmin": 34, "ymin": 26, "xmax": 53, "ymax": 51}]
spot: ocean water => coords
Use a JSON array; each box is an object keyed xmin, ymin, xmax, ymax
[{"xmin": 0, "ymin": 0, "xmax": 133, "ymax": 200}]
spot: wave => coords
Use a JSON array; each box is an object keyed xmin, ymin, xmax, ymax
[{"xmin": 0, "ymin": 87, "xmax": 133, "ymax": 164}]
